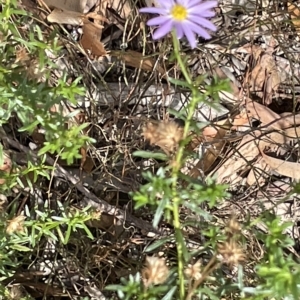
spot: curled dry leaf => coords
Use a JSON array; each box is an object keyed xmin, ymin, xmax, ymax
[
  {"xmin": 215, "ymin": 124, "xmax": 300, "ymax": 185},
  {"xmin": 246, "ymin": 46, "xmax": 281, "ymax": 105},
  {"xmin": 258, "ymin": 126, "xmax": 300, "ymax": 155},
  {"xmin": 261, "ymin": 152, "xmax": 300, "ymax": 181},
  {"xmin": 199, "ymin": 61, "xmax": 240, "ymax": 108},
  {"xmin": 81, "ymin": 21, "xmax": 106, "ymax": 57},
  {"xmin": 246, "ymin": 98, "xmax": 291, "ymax": 130}
]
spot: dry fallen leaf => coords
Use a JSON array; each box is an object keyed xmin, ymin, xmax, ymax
[
  {"xmin": 190, "ymin": 120, "xmax": 231, "ymax": 177},
  {"xmin": 261, "ymin": 126, "xmax": 300, "ymax": 153},
  {"xmin": 261, "ymin": 152, "xmax": 300, "ymax": 180},
  {"xmin": 110, "ymin": 50, "xmax": 165, "ymax": 74},
  {"xmin": 246, "ymin": 156, "xmax": 270, "ymax": 186},
  {"xmin": 43, "ymin": 0, "xmax": 98, "ymax": 13},
  {"xmin": 288, "ymin": 2, "xmax": 300, "ymax": 32},
  {"xmin": 213, "ymin": 131, "xmax": 261, "ymax": 184},
  {"xmin": 280, "ymin": 112, "xmax": 300, "ymax": 125},
  {"xmin": 231, "ymin": 108, "xmax": 250, "ymax": 128},
  {"xmin": 80, "ymin": 20, "xmax": 106, "ymax": 57},
  {"xmin": 47, "ymin": 8, "xmax": 85, "ymax": 25},
  {"xmin": 246, "ymin": 99, "xmax": 291, "ymax": 130},
  {"xmin": 244, "ymin": 45, "xmax": 280, "ymax": 105}
]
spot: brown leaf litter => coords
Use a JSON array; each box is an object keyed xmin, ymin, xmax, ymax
[
  {"xmin": 288, "ymin": 2, "xmax": 300, "ymax": 32},
  {"xmin": 242, "ymin": 44, "xmax": 281, "ymax": 106},
  {"xmin": 80, "ymin": 20, "xmax": 107, "ymax": 57},
  {"xmin": 110, "ymin": 50, "xmax": 165, "ymax": 74},
  {"xmin": 210, "ymin": 100, "xmax": 300, "ymax": 185}
]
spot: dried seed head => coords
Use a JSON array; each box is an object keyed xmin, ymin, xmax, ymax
[
  {"xmin": 217, "ymin": 240, "xmax": 245, "ymax": 267},
  {"xmin": 9, "ymin": 285, "xmax": 26, "ymax": 299},
  {"xmin": 225, "ymin": 217, "xmax": 241, "ymax": 237},
  {"xmin": 142, "ymin": 256, "xmax": 169, "ymax": 287},
  {"xmin": 0, "ymin": 194, "xmax": 8, "ymax": 212},
  {"xmin": 91, "ymin": 209, "xmax": 102, "ymax": 220},
  {"xmin": 184, "ymin": 260, "xmax": 202, "ymax": 280},
  {"xmin": 0, "ymin": 152, "xmax": 12, "ymax": 185},
  {"xmin": 15, "ymin": 47, "xmax": 30, "ymax": 64},
  {"xmin": 143, "ymin": 121, "xmax": 183, "ymax": 155},
  {"xmin": 6, "ymin": 215, "xmax": 26, "ymax": 235}
]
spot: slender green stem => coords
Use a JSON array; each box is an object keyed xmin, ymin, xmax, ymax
[
  {"xmin": 171, "ymin": 31, "xmax": 201, "ymax": 173},
  {"xmin": 171, "ymin": 31, "xmax": 204, "ymax": 300}
]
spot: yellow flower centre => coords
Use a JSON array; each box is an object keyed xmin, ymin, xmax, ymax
[{"xmin": 171, "ymin": 5, "xmax": 188, "ymax": 21}]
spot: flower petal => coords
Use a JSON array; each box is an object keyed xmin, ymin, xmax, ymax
[
  {"xmin": 152, "ymin": 20, "xmax": 173, "ymax": 40},
  {"xmin": 185, "ymin": 21, "xmax": 212, "ymax": 39},
  {"xmin": 190, "ymin": 16, "xmax": 217, "ymax": 31},
  {"xmin": 177, "ymin": 0, "xmax": 189, "ymax": 6},
  {"xmin": 139, "ymin": 7, "xmax": 166, "ymax": 14},
  {"xmin": 174, "ymin": 23, "xmax": 184, "ymax": 39},
  {"xmin": 147, "ymin": 16, "xmax": 170, "ymax": 26},
  {"xmin": 156, "ymin": 0, "xmax": 175, "ymax": 10},
  {"xmin": 194, "ymin": 10, "xmax": 215, "ymax": 18},
  {"xmin": 191, "ymin": 1, "xmax": 218, "ymax": 12},
  {"xmin": 181, "ymin": 23, "xmax": 197, "ymax": 48},
  {"xmin": 186, "ymin": 0, "xmax": 203, "ymax": 8},
  {"xmin": 190, "ymin": 0, "xmax": 217, "ymax": 10}
]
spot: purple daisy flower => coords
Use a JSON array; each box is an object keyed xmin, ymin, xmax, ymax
[{"xmin": 139, "ymin": 0, "xmax": 217, "ymax": 49}]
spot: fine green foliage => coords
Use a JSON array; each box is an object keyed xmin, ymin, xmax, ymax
[
  {"xmin": 106, "ymin": 33, "xmax": 300, "ymax": 300},
  {"xmin": 0, "ymin": 0, "xmax": 96, "ymax": 295},
  {"xmin": 0, "ymin": 0, "xmax": 94, "ymax": 165},
  {"xmin": 1, "ymin": 0, "xmax": 300, "ymax": 299}
]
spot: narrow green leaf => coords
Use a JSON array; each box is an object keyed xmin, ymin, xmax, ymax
[
  {"xmin": 153, "ymin": 197, "xmax": 167, "ymax": 228},
  {"xmin": 145, "ymin": 237, "xmax": 172, "ymax": 252},
  {"xmin": 133, "ymin": 151, "xmax": 168, "ymax": 160}
]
